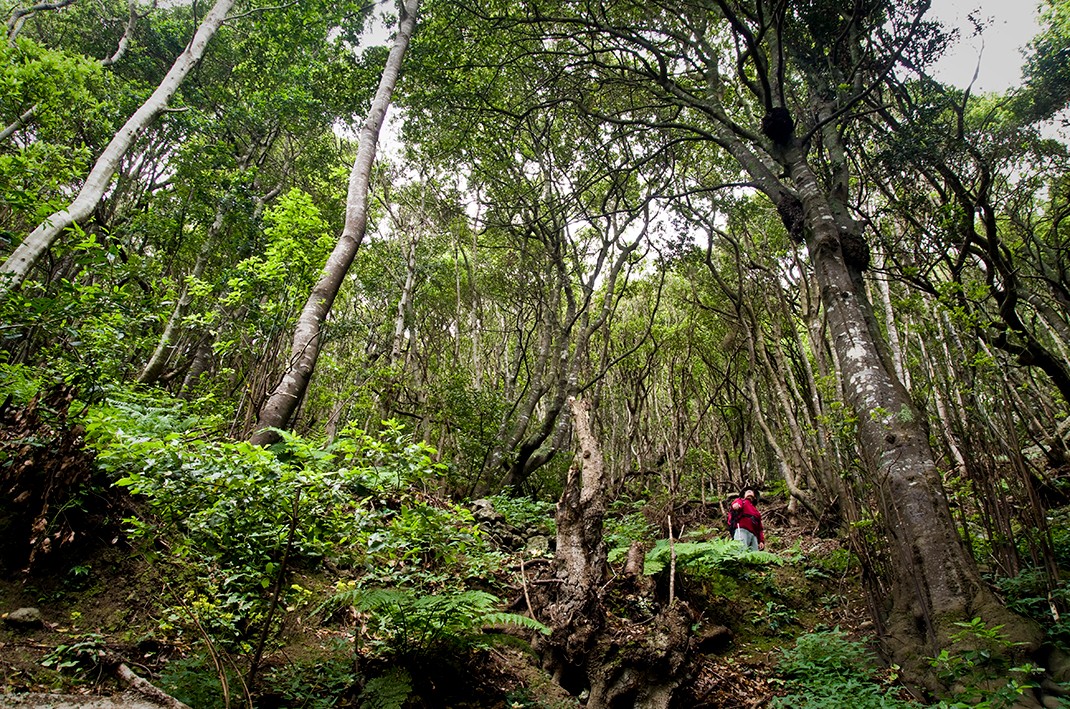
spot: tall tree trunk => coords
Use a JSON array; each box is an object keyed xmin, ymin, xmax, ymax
[
  {"xmin": 0, "ymin": 0, "xmax": 235, "ymax": 298},
  {"xmin": 249, "ymin": 0, "xmax": 421, "ymax": 445},
  {"xmin": 786, "ymin": 146, "xmax": 1044, "ymax": 680}
]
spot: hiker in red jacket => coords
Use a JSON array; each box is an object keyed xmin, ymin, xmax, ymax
[{"xmin": 727, "ymin": 488, "xmax": 765, "ymax": 551}]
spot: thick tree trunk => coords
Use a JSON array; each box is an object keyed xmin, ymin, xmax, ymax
[
  {"xmin": 786, "ymin": 148, "xmax": 1044, "ymax": 680},
  {"xmin": 248, "ymin": 0, "xmax": 420, "ymax": 445},
  {"xmin": 0, "ymin": 0, "xmax": 235, "ymax": 298},
  {"xmin": 537, "ymin": 397, "xmax": 692, "ymax": 708},
  {"xmin": 539, "ymin": 396, "xmax": 607, "ymax": 693}
]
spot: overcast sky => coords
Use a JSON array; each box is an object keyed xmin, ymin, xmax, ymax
[{"xmin": 927, "ymin": 0, "xmax": 1043, "ymax": 91}]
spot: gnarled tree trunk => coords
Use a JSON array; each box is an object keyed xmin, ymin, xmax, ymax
[{"xmin": 537, "ymin": 396, "xmax": 692, "ymax": 708}]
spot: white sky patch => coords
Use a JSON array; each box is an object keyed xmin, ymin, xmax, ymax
[{"xmin": 928, "ymin": 0, "xmax": 1042, "ymax": 92}]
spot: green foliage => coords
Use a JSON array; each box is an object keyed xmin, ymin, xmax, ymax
[
  {"xmin": 605, "ymin": 499, "xmax": 656, "ymax": 563},
  {"xmin": 210, "ymin": 188, "xmax": 336, "ymax": 361},
  {"xmin": 260, "ymin": 647, "xmax": 356, "ymax": 709},
  {"xmin": 157, "ymin": 654, "xmax": 240, "ymax": 709},
  {"xmin": 41, "ymin": 633, "xmax": 106, "ymax": 677},
  {"xmin": 760, "ymin": 601, "xmax": 798, "ymax": 634},
  {"xmin": 0, "ymin": 39, "xmax": 115, "ymax": 228},
  {"xmin": 85, "ymin": 390, "xmax": 488, "ymax": 647},
  {"xmin": 324, "ymin": 587, "xmax": 548, "ymax": 660},
  {"xmin": 811, "ymin": 548, "xmax": 858, "ymax": 576},
  {"xmin": 0, "ymin": 361, "xmax": 47, "ymax": 406},
  {"xmin": 929, "ymin": 618, "xmax": 1043, "ymax": 709},
  {"xmin": 1020, "ymin": 0, "xmax": 1070, "ymax": 121},
  {"xmin": 993, "ymin": 568, "xmax": 1070, "ymax": 645},
  {"xmin": 643, "ymin": 538, "xmax": 782, "ymax": 577},
  {"xmin": 1049, "ymin": 507, "xmax": 1070, "ymax": 570},
  {"xmin": 488, "ymin": 494, "xmax": 556, "ymax": 535},
  {"xmin": 771, "ymin": 629, "xmax": 921, "ymax": 709},
  {"xmin": 358, "ymin": 668, "xmax": 413, "ymax": 709}
]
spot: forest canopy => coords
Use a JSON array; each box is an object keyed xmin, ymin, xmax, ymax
[{"xmin": 1, "ymin": 0, "xmax": 1069, "ymax": 706}]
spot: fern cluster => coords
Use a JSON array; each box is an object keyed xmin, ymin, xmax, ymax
[
  {"xmin": 325, "ymin": 587, "xmax": 548, "ymax": 658},
  {"xmin": 642, "ymin": 537, "xmax": 782, "ymax": 577}
]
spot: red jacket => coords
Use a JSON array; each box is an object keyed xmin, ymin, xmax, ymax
[{"xmin": 727, "ymin": 498, "xmax": 764, "ymax": 544}]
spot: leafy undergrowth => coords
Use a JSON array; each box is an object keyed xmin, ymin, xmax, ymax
[{"xmin": 0, "ymin": 385, "xmax": 1067, "ymax": 707}]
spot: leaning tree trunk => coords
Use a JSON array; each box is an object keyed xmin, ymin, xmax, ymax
[
  {"xmin": 248, "ymin": 0, "xmax": 420, "ymax": 446},
  {"xmin": 138, "ymin": 208, "xmax": 221, "ymax": 384},
  {"xmin": 785, "ymin": 146, "xmax": 1045, "ymax": 683},
  {"xmin": 0, "ymin": 0, "xmax": 235, "ymax": 298}
]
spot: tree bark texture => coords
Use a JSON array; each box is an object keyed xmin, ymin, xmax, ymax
[
  {"xmin": 785, "ymin": 147, "xmax": 1044, "ymax": 676},
  {"xmin": 536, "ymin": 396, "xmax": 692, "ymax": 707},
  {"xmin": 0, "ymin": 0, "xmax": 235, "ymax": 298},
  {"xmin": 249, "ymin": 0, "xmax": 421, "ymax": 445},
  {"xmin": 541, "ymin": 395, "xmax": 608, "ymax": 691}
]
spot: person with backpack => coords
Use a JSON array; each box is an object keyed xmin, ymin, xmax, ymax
[{"xmin": 727, "ymin": 488, "xmax": 765, "ymax": 551}]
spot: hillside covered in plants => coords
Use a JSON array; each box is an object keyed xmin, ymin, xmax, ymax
[{"xmin": 1, "ymin": 0, "xmax": 1070, "ymax": 706}]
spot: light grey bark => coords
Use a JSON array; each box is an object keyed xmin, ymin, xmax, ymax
[
  {"xmin": 6, "ymin": 0, "xmax": 79, "ymax": 44},
  {"xmin": 389, "ymin": 226, "xmax": 419, "ymax": 369},
  {"xmin": 877, "ymin": 257, "xmax": 911, "ymax": 388},
  {"xmin": 249, "ymin": 0, "xmax": 421, "ymax": 445},
  {"xmin": 0, "ymin": 0, "xmax": 234, "ymax": 298},
  {"xmin": 540, "ymin": 395, "xmax": 607, "ymax": 684},
  {"xmin": 918, "ymin": 332, "xmax": 968, "ymax": 476},
  {"xmin": 102, "ymin": 0, "xmax": 156, "ymax": 67},
  {"xmin": 0, "ymin": 103, "xmax": 37, "ymax": 143}
]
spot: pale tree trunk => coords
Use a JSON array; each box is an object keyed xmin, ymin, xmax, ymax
[
  {"xmin": 0, "ymin": 0, "xmax": 235, "ymax": 298},
  {"xmin": 757, "ymin": 289, "xmax": 822, "ymax": 511},
  {"xmin": 6, "ymin": 0, "xmax": 79, "ymax": 44},
  {"xmin": 772, "ymin": 280, "xmax": 844, "ymax": 505},
  {"xmin": 141, "ymin": 181, "xmax": 279, "ymax": 386},
  {"xmin": 536, "ymin": 395, "xmax": 607, "ymax": 693},
  {"xmin": 877, "ymin": 254, "xmax": 911, "ymax": 388},
  {"xmin": 180, "ymin": 337, "xmax": 213, "ymax": 395},
  {"xmin": 792, "ymin": 254, "xmax": 848, "ymax": 492},
  {"xmin": 744, "ymin": 348, "xmax": 813, "ymax": 515},
  {"xmin": 101, "ymin": 0, "xmax": 153, "ymax": 68},
  {"xmin": 389, "ymin": 228, "xmax": 419, "ymax": 368},
  {"xmin": 249, "ymin": 0, "xmax": 420, "ymax": 445},
  {"xmin": 0, "ymin": 104, "xmax": 37, "ymax": 142},
  {"xmin": 917, "ymin": 333, "xmax": 968, "ymax": 476}
]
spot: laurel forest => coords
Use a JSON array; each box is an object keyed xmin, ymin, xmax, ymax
[{"xmin": 1, "ymin": 0, "xmax": 1069, "ymax": 706}]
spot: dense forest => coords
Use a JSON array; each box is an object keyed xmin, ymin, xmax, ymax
[{"xmin": 1, "ymin": 0, "xmax": 1069, "ymax": 706}]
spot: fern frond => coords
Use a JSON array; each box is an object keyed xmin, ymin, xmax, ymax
[
  {"xmin": 643, "ymin": 538, "xmax": 782, "ymax": 576},
  {"xmin": 481, "ymin": 611, "xmax": 551, "ymax": 635},
  {"xmin": 358, "ymin": 668, "xmax": 412, "ymax": 709},
  {"xmin": 315, "ymin": 586, "xmax": 408, "ymax": 618}
]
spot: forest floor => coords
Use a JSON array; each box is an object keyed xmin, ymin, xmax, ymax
[{"xmin": 0, "ymin": 500, "xmax": 885, "ymax": 708}]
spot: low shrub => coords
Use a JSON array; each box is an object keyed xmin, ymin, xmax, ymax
[{"xmin": 770, "ymin": 628, "xmax": 921, "ymax": 709}]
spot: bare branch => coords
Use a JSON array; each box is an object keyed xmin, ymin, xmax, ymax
[{"xmin": 7, "ymin": 0, "xmax": 78, "ymax": 44}]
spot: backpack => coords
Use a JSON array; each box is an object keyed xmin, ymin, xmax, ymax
[{"xmin": 727, "ymin": 499, "xmax": 759, "ymax": 535}]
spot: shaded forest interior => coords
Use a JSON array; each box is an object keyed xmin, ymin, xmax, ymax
[{"xmin": 2, "ymin": 0, "xmax": 1070, "ymax": 706}]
